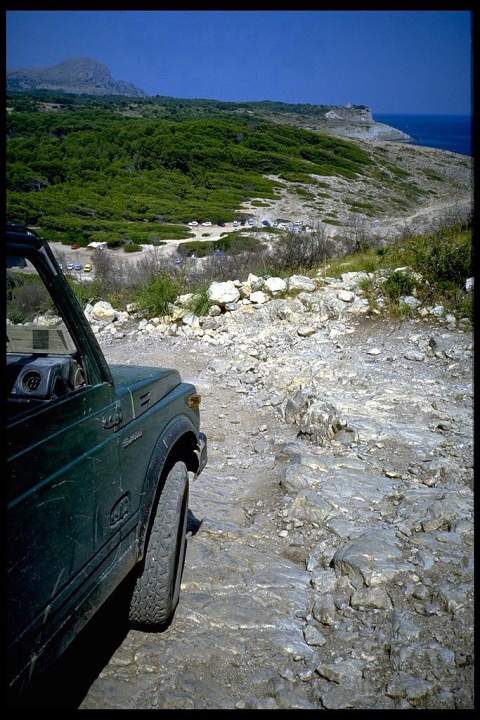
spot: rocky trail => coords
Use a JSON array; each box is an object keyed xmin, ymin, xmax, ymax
[{"xmin": 26, "ymin": 273, "xmax": 473, "ymax": 710}]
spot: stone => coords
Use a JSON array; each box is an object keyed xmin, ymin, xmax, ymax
[
  {"xmin": 465, "ymin": 277, "xmax": 474, "ymax": 292},
  {"xmin": 207, "ymin": 281, "xmax": 240, "ymax": 306},
  {"xmin": 280, "ymin": 464, "xmax": 319, "ymax": 495},
  {"xmin": 290, "ymin": 490, "xmax": 335, "ymax": 525},
  {"xmin": 224, "ymin": 302, "xmax": 239, "ymax": 312},
  {"xmin": 391, "ymin": 610, "xmax": 421, "ymax": 642},
  {"xmin": 176, "ymin": 293, "xmax": 194, "ymax": 307},
  {"xmin": 390, "ymin": 642, "xmax": 455, "ymax": 675},
  {"xmin": 431, "ymin": 305, "xmax": 445, "ymax": 318},
  {"xmin": 247, "ymin": 273, "xmax": 265, "ymax": 291},
  {"xmin": 404, "ymin": 351, "xmax": 425, "ymax": 362},
  {"xmin": 386, "ymin": 674, "xmax": 434, "ymax": 703},
  {"xmin": 91, "ymin": 301, "xmax": 117, "ymax": 323},
  {"xmin": 366, "ymin": 347, "xmax": 381, "ymax": 356},
  {"xmin": 303, "ymin": 624, "xmax": 327, "ymax": 647},
  {"xmin": 337, "ymin": 290, "xmax": 355, "ymax": 303},
  {"xmin": 312, "ymin": 594, "xmax": 336, "ymax": 625},
  {"xmin": 264, "ymin": 277, "xmax": 288, "ymax": 296},
  {"xmin": 288, "ymin": 275, "xmax": 316, "ymax": 293},
  {"xmin": 340, "ymin": 271, "xmax": 370, "ymax": 289},
  {"xmin": 297, "ymin": 325, "xmax": 317, "ymax": 337},
  {"xmin": 284, "ymin": 387, "xmax": 314, "ymax": 425},
  {"xmin": 208, "ymin": 304, "xmax": 222, "ymax": 317},
  {"xmin": 250, "ymin": 291, "xmax": 270, "ymax": 305},
  {"xmin": 316, "ymin": 659, "xmax": 364, "ymax": 685},
  {"xmin": 298, "ymin": 400, "xmax": 346, "ymax": 445},
  {"xmin": 182, "ymin": 313, "xmax": 198, "ymax": 327},
  {"xmin": 126, "ymin": 302, "xmax": 139, "ymax": 313},
  {"xmin": 332, "ymin": 530, "xmax": 403, "ymax": 588},
  {"xmin": 399, "ymin": 295, "xmax": 421, "ymax": 309},
  {"xmin": 350, "ymin": 585, "xmax": 392, "ymax": 610}
]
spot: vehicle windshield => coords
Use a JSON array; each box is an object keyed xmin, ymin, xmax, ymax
[{"xmin": 7, "ymin": 255, "xmax": 77, "ymax": 355}]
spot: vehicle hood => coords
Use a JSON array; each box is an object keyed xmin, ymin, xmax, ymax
[{"xmin": 110, "ymin": 364, "xmax": 182, "ymax": 420}]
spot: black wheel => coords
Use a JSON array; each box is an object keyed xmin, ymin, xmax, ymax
[{"xmin": 128, "ymin": 461, "xmax": 189, "ymax": 630}]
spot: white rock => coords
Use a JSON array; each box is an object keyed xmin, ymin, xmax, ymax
[
  {"xmin": 92, "ymin": 301, "xmax": 117, "ymax": 323},
  {"xmin": 208, "ymin": 305, "xmax": 222, "ymax": 317},
  {"xmin": 337, "ymin": 290, "xmax": 355, "ymax": 303},
  {"xmin": 288, "ymin": 275, "xmax": 316, "ymax": 293},
  {"xmin": 399, "ymin": 295, "xmax": 421, "ymax": 309},
  {"xmin": 404, "ymin": 351, "xmax": 425, "ymax": 362},
  {"xmin": 176, "ymin": 293, "xmax": 194, "ymax": 307},
  {"xmin": 126, "ymin": 302, "xmax": 139, "ymax": 313},
  {"xmin": 247, "ymin": 273, "xmax": 265, "ymax": 291},
  {"xmin": 431, "ymin": 305, "xmax": 445, "ymax": 318},
  {"xmin": 182, "ymin": 313, "xmax": 199, "ymax": 327},
  {"xmin": 264, "ymin": 277, "xmax": 288, "ymax": 296},
  {"xmin": 297, "ymin": 325, "xmax": 317, "ymax": 337},
  {"xmin": 207, "ymin": 281, "xmax": 240, "ymax": 306},
  {"xmin": 250, "ymin": 291, "xmax": 270, "ymax": 304},
  {"xmin": 465, "ymin": 277, "xmax": 474, "ymax": 292},
  {"xmin": 366, "ymin": 347, "xmax": 381, "ymax": 356}
]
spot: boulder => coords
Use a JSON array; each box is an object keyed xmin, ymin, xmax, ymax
[
  {"xmin": 208, "ymin": 305, "xmax": 222, "ymax": 317},
  {"xmin": 399, "ymin": 295, "xmax": 421, "ymax": 309},
  {"xmin": 91, "ymin": 301, "xmax": 117, "ymax": 323},
  {"xmin": 176, "ymin": 293, "xmax": 194, "ymax": 308},
  {"xmin": 288, "ymin": 275, "xmax": 316, "ymax": 293},
  {"xmin": 299, "ymin": 400, "xmax": 346, "ymax": 445},
  {"xmin": 246, "ymin": 273, "xmax": 264, "ymax": 291},
  {"xmin": 337, "ymin": 290, "xmax": 355, "ymax": 303},
  {"xmin": 290, "ymin": 490, "xmax": 335, "ymax": 524},
  {"xmin": 332, "ymin": 529, "xmax": 403, "ymax": 588},
  {"xmin": 207, "ymin": 281, "xmax": 240, "ymax": 306},
  {"xmin": 250, "ymin": 291, "xmax": 270, "ymax": 305},
  {"xmin": 264, "ymin": 277, "xmax": 288, "ymax": 296},
  {"xmin": 297, "ymin": 325, "xmax": 317, "ymax": 337}
]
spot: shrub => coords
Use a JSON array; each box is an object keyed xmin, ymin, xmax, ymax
[
  {"xmin": 187, "ymin": 286, "xmax": 210, "ymax": 316},
  {"xmin": 276, "ymin": 224, "xmax": 335, "ymax": 272},
  {"xmin": 123, "ymin": 243, "xmax": 142, "ymax": 253},
  {"xmin": 136, "ymin": 275, "xmax": 181, "ymax": 316},
  {"xmin": 7, "ymin": 271, "xmax": 53, "ymax": 321},
  {"xmin": 382, "ymin": 271, "xmax": 415, "ymax": 302}
]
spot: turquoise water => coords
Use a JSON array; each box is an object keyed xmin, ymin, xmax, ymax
[{"xmin": 374, "ymin": 114, "xmax": 472, "ymax": 156}]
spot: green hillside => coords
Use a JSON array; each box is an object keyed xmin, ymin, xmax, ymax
[{"xmin": 7, "ymin": 96, "xmax": 373, "ymax": 248}]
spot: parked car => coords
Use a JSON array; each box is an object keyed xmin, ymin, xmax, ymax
[
  {"xmin": 6, "ymin": 224, "xmax": 207, "ymax": 698},
  {"xmin": 83, "ymin": 263, "xmax": 92, "ymax": 272},
  {"xmin": 74, "ymin": 263, "xmax": 83, "ymax": 271},
  {"xmin": 71, "ymin": 244, "xmax": 81, "ymax": 250},
  {"xmin": 66, "ymin": 263, "xmax": 74, "ymax": 270}
]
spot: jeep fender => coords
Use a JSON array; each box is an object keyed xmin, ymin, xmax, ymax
[{"xmin": 135, "ymin": 415, "xmax": 199, "ymax": 561}]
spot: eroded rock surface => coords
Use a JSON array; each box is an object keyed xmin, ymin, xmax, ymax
[{"xmin": 76, "ymin": 290, "xmax": 473, "ymax": 710}]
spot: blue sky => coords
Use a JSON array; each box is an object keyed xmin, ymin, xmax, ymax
[{"xmin": 6, "ymin": 10, "xmax": 472, "ymax": 113}]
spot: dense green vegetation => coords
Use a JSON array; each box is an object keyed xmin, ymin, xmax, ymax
[
  {"xmin": 7, "ymin": 94, "xmax": 373, "ymax": 247},
  {"xmin": 177, "ymin": 232, "xmax": 264, "ymax": 257},
  {"xmin": 326, "ymin": 225, "xmax": 473, "ymax": 320}
]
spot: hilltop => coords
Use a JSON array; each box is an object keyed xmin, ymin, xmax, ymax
[{"xmin": 7, "ymin": 58, "xmax": 146, "ymax": 97}]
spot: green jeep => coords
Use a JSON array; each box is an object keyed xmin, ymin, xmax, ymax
[{"xmin": 6, "ymin": 225, "xmax": 207, "ymax": 695}]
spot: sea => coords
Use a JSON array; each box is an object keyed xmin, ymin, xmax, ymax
[{"xmin": 373, "ymin": 114, "xmax": 472, "ymax": 157}]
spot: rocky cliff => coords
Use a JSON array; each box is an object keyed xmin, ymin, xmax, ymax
[{"xmin": 7, "ymin": 57, "xmax": 146, "ymax": 97}]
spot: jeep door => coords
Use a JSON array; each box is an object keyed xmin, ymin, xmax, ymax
[{"xmin": 6, "ymin": 254, "xmax": 123, "ymax": 684}]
